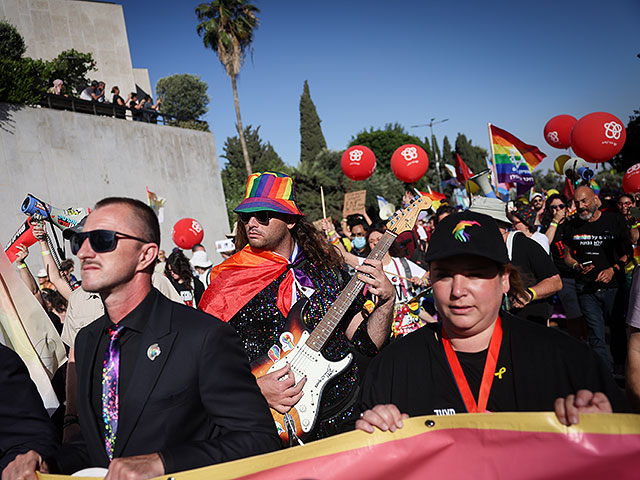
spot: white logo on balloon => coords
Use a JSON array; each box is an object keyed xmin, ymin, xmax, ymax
[
  {"xmin": 628, "ymin": 163, "xmax": 640, "ymax": 174},
  {"xmin": 400, "ymin": 147, "xmax": 419, "ymax": 166},
  {"xmin": 546, "ymin": 131, "xmax": 559, "ymax": 144},
  {"xmin": 349, "ymin": 149, "xmax": 363, "ymax": 163},
  {"xmin": 604, "ymin": 121, "xmax": 622, "ymax": 140},
  {"xmin": 191, "ymin": 220, "xmax": 202, "ymax": 233}
]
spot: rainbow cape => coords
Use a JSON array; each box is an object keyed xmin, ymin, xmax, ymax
[
  {"xmin": 490, "ymin": 124, "xmax": 546, "ymax": 186},
  {"xmin": 198, "ymin": 245, "xmax": 295, "ymax": 322}
]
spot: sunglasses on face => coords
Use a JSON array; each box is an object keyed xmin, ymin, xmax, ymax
[
  {"xmin": 238, "ymin": 211, "xmax": 273, "ymax": 225},
  {"xmin": 70, "ymin": 229, "xmax": 150, "ymax": 255},
  {"xmin": 550, "ymin": 204, "xmax": 566, "ymax": 211},
  {"xmin": 618, "ymin": 201, "xmax": 632, "ymax": 206}
]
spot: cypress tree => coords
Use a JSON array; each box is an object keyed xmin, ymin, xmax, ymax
[{"xmin": 299, "ymin": 80, "xmax": 326, "ymax": 167}]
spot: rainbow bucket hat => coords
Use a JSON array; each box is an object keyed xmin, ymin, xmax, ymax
[{"xmin": 234, "ymin": 171, "xmax": 304, "ymax": 216}]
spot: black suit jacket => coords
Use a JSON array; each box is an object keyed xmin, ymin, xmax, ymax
[
  {"xmin": 0, "ymin": 344, "xmax": 60, "ymax": 472},
  {"xmin": 55, "ymin": 289, "xmax": 280, "ymax": 474}
]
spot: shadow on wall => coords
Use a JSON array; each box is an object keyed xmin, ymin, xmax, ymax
[{"xmin": 0, "ymin": 103, "xmax": 23, "ymax": 134}]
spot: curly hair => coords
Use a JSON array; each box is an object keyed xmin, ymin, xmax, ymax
[
  {"xmin": 541, "ymin": 193, "xmax": 568, "ymax": 227},
  {"xmin": 234, "ymin": 215, "xmax": 344, "ymax": 269},
  {"xmin": 41, "ymin": 288, "xmax": 67, "ymax": 313}
]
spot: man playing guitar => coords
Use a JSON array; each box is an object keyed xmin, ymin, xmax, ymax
[{"xmin": 199, "ymin": 172, "xmax": 395, "ymax": 443}]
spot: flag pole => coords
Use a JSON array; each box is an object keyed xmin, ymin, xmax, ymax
[{"xmin": 487, "ymin": 123, "xmax": 499, "ymax": 190}]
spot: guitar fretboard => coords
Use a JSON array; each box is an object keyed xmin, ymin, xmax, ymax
[{"xmin": 306, "ymin": 231, "xmax": 397, "ymax": 352}]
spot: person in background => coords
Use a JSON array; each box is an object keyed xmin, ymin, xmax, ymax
[
  {"xmin": 79, "ymin": 80, "xmax": 99, "ymax": 101},
  {"xmin": 190, "ymin": 250, "xmax": 214, "ymax": 289},
  {"xmin": 154, "ymin": 249, "xmax": 166, "ymax": 273},
  {"xmin": 541, "ymin": 193, "xmax": 586, "ymax": 339},
  {"xmin": 36, "ymin": 269, "xmax": 55, "ymax": 291},
  {"xmin": 47, "ymin": 79, "xmax": 67, "ymax": 97},
  {"xmin": 530, "ymin": 191, "xmax": 545, "ymax": 225},
  {"xmin": 40, "ymin": 288, "xmax": 67, "ymax": 334},
  {"xmin": 347, "ymin": 214, "xmax": 369, "ymax": 257},
  {"xmin": 626, "ymin": 266, "xmax": 640, "ymax": 412},
  {"xmin": 508, "ymin": 202, "xmax": 550, "ymax": 253},
  {"xmin": 111, "ymin": 86, "xmax": 130, "ymax": 119},
  {"xmin": 564, "ymin": 186, "xmax": 632, "ymax": 371},
  {"xmin": 59, "ymin": 259, "xmax": 81, "ymax": 290},
  {"xmin": 165, "ymin": 250, "xmax": 205, "ymax": 307},
  {"xmin": 616, "ymin": 193, "xmax": 639, "ymax": 245}
]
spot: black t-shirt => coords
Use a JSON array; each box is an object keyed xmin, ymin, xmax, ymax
[
  {"xmin": 543, "ymin": 222, "xmax": 574, "ymax": 277},
  {"xmin": 564, "ymin": 211, "xmax": 631, "ymax": 289},
  {"xmin": 508, "ymin": 233, "xmax": 558, "ymax": 324},
  {"xmin": 360, "ymin": 312, "xmax": 629, "ymax": 416}
]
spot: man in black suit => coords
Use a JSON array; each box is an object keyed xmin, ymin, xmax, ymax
[
  {"xmin": 3, "ymin": 197, "xmax": 280, "ymax": 480},
  {"xmin": 0, "ymin": 345, "xmax": 59, "ymax": 472}
]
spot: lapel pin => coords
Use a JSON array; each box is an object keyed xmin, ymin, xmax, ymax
[{"xmin": 147, "ymin": 343, "xmax": 161, "ymax": 361}]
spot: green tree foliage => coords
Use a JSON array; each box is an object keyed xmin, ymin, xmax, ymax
[
  {"xmin": 0, "ymin": 20, "xmax": 26, "ymax": 61},
  {"xmin": 42, "ymin": 49, "xmax": 96, "ymax": 95},
  {"xmin": 594, "ymin": 169, "xmax": 622, "ymax": 193},
  {"xmin": 196, "ymin": 0, "xmax": 260, "ymax": 176},
  {"xmin": 0, "ymin": 57, "xmax": 46, "ymax": 104},
  {"xmin": 221, "ymin": 125, "xmax": 289, "ymax": 224},
  {"xmin": 442, "ymin": 135, "xmax": 454, "ymax": 167},
  {"xmin": 531, "ymin": 170, "xmax": 563, "ymax": 192},
  {"xmin": 156, "ymin": 73, "xmax": 210, "ymax": 131},
  {"xmin": 609, "ymin": 109, "xmax": 640, "ymax": 173},
  {"xmin": 454, "ymin": 133, "xmax": 488, "ymax": 175},
  {"xmin": 299, "ymin": 80, "xmax": 326, "ymax": 167}
]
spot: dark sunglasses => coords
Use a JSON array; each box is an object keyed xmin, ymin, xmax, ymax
[
  {"xmin": 238, "ymin": 211, "xmax": 273, "ymax": 225},
  {"xmin": 70, "ymin": 229, "xmax": 150, "ymax": 255},
  {"xmin": 550, "ymin": 204, "xmax": 566, "ymax": 211}
]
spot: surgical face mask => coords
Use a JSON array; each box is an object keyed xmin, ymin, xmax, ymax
[{"xmin": 352, "ymin": 236, "xmax": 366, "ymax": 250}]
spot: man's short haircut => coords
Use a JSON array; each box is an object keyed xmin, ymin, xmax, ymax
[
  {"xmin": 60, "ymin": 259, "xmax": 74, "ymax": 271},
  {"xmin": 347, "ymin": 214, "xmax": 368, "ymax": 230},
  {"xmin": 94, "ymin": 197, "xmax": 160, "ymax": 245},
  {"xmin": 434, "ymin": 205, "xmax": 457, "ymax": 225}
]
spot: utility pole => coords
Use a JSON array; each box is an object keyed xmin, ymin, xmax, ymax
[{"xmin": 411, "ymin": 117, "xmax": 449, "ymax": 189}]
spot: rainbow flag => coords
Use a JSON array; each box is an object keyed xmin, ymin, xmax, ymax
[{"xmin": 490, "ymin": 124, "xmax": 546, "ymax": 187}]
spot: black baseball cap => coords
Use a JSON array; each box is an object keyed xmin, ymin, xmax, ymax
[{"xmin": 425, "ymin": 211, "xmax": 509, "ymax": 264}]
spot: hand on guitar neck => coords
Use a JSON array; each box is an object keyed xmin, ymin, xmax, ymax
[{"xmin": 256, "ymin": 363, "xmax": 307, "ymax": 414}]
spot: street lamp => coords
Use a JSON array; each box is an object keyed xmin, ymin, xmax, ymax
[{"xmin": 411, "ymin": 117, "xmax": 449, "ymax": 189}]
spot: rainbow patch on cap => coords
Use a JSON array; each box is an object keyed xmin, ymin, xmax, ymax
[{"xmin": 452, "ymin": 220, "xmax": 481, "ymax": 243}]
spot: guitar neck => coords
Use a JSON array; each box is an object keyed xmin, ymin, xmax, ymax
[{"xmin": 305, "ymin": 231, "xmax": 397, "ymax": 352}]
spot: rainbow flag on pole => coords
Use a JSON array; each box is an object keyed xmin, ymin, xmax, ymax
[{"xmin": 489, "ymin": 124, "xmax": 546, "ymax": 187}]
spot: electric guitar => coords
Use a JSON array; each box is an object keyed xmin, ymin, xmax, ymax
[{"xmin": 250, "ymin": 196, "xmax": 432, "ymax": 446}]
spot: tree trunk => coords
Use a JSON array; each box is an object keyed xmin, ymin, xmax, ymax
[{"xmin": 231, "ymin": 75, "xmax": 252, "ymax": 176}]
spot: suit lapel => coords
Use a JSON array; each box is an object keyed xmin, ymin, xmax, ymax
[
  {"xmin": 77, "ymin": 317, "xmax": 111, "ymax": 465},
  {"xmin": 114, "ymin": 295, "xmax": 177, "ymax": 457}
]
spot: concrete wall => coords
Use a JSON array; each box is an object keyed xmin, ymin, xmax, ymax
[
  {"xmin": 0, "ymin": 104, "xmax": 229, "ymax": 267},
  {"xmin": 0, "ymin": 0, "xmax": 140, "ymax": 98}
]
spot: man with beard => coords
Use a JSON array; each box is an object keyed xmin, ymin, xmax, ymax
[{"xmin": 564, "ymin": 186, "xmax": 632, "ymax": 369}]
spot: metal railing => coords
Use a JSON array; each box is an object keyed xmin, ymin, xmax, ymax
[{"xmin": 40, "ymin": 93, "xmax": 206, "ymax": 128}]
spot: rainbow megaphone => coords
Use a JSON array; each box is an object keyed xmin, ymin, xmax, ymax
[{"xmin": 21, "ymin": 194, "xmax": 88, "ymax": 232}]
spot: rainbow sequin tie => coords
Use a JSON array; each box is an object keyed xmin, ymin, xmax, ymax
[{"xmin": 102, "ymin": 324, "xmax": 124, "ymax": 460}]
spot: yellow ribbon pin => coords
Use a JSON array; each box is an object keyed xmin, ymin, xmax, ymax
[{"xmin": 494, "ymin": 367, "xmax": 506, "ymax": 379}]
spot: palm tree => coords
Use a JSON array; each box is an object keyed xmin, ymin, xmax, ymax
[{"xmin": 196, "ymin": 0, "xmax": 259, "ymax": 176}]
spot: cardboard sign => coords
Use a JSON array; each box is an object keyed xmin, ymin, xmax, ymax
[
  {"xmin": 343, "ymin": 190, "xmax": 367, "ymax": 217},
  {"xmin": 312, "ymin": 216, "xmax": 333, "ymax": 232}
]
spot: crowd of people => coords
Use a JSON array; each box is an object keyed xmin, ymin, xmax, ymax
[
  {"xmin": 1, "ymin": 171, "xmax": 638, "ymax": 479},
  {"xmin": 48, "ymin": 79, "xmax": 161, "ymax": 122}
]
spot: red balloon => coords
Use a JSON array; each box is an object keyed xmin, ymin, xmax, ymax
[
  {"xmin": 543, "ymin": 114, "xmax": 576, "ymax": 149},
  {"xmin": 570, "ymin": 112, "xmax": 626, "ymax": 163},
  {"xmin": 341, "ymin": 145, "xmax": 376, "ymax": 181},
  {"xmin": 623, "ymin": 163, "xmax": 640, "ymax": 194},
  {"xmin": 172, "ymin": 218, "xmax": 204, "ymax": 249},
  {"xmin": 391, "ymin": 144, "xmax": 429, "ymax": 183}
]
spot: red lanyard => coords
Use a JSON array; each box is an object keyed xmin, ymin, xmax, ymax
[{"xmin": 441, "ymin": 317, "xmax": 503, "ymax": 413}]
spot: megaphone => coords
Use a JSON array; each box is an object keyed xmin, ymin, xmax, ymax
[
  {"xmin": 563, "ymin": 157, "xmax": 594, "ymax": 185},
  {"xmin": 466, "ymin": 169, "xmax": 497, "ymax": 198},
  {"xmin": 22, "ymin": 194, "xmax": 88, "ymax": 232},
  {"xmin": 4, "ymin": 217, "xmax": 37, "ymax": 263}
]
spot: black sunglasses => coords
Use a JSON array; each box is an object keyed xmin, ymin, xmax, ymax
[
  {"xmin": 550, "ymin": 204, "xmax": 566, "ymax": 210},
  {"xmin": 238, "ymin": 211, "xmax": 273, "ymax": 225},
  {"xmin": 70, "ymin": 229, "xmax": 150, "ymax": 255}
]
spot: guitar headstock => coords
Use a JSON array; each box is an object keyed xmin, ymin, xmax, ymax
[{"xmin": 385, "ymin": 196, "xmax": 433, "ymax": 235}]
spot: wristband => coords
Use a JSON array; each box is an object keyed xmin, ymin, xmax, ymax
[
  {"xmin": 327, "ymin": 230, "xmax": 337, "ymax": 237},
  {"xmin": 572, "ymin": 262, "xmax": 579, "ymax": 270},
  {"xmin": 331, "ymin": 238, "xmax": 340, "ymax": 246},
  {"xmin": 17, "ymin": 263, "xmax": 27, "ymax": 269},
  {"xmin": 41, "ymin": 250, "xmax": 50, "ymax": 256},
  {"xmin": 527, "ymin": 288, "xmax": 537, "ymax": 301},
  {"xmin": 632, "ymin": 222, "xmax": 640, "ymax": 230},
  {"xmin": 550, "ymin": 222, "xmax": 559, "ymax": 228}
]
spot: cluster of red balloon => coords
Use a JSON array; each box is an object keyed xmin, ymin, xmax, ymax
[
  {"xmin": 172, "ymin": 217, "xmax": 204, "ymax": 249},
  {"xmin": 341, "ymin": 144, "xmax": 429, "ymax": 184},
  {"xmin": 545, "ymin": 112, "xmax": 626, "ymax": 171}
]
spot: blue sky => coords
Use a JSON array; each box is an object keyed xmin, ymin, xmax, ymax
[{"xmin": 116, "ymin": 0, "xmax": 639, "ymax": 175}]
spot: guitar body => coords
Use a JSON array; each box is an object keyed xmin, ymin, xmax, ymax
[{"xmin": 250, "ymin": 298, "xmax": 353, "ymax": 445}]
